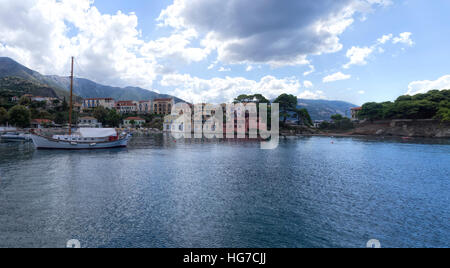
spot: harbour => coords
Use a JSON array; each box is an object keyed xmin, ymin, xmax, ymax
[{"xmin": 0, "ymin": 135, "xmax": 448, "ymax": 248}]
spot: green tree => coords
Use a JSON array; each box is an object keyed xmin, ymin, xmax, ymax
[
  {"xmin": 296, "ymin": 108, "xmax": 313, "ymax": 126},
  {"xmin": 274, "ymin": 94, "xmax": 298, "ymax": 123},
  {"xmin": 234, "ymin": 94, "xmax": 269, "ymax": 104},
  {"xmin": 93, "ymin": 106, "xmax": 109, "ymax": 124},
  {"xmin": 106, "ymin": 109, "xmax": 122, "ymax": 127},
  {"xmin": 8, "ymin": 105, "xmax": 31, "ymax": 128},
  {"xmin": 19, "ymin": 96, "xmax": 31, "ymax": 106},
  {"xmin": 0, "ymin": 107, "xmax": 8, "ymax": 125},
  {"xmin": 359, "ymin": 102, "xmax": 384, "ymax": 121}
]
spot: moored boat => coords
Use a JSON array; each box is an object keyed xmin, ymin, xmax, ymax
[
  {"xmin": 29, "ymin": 57, "xmax": 131, "ymax": 150},
  {"xmin": 0, "ymin": 132, "xmax": 31, "ymax": 142},
  {"xmin": 30, "ymin": 128, "xmax": 130, "ymax": 150}
]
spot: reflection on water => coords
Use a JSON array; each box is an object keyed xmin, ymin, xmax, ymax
[{"xmin": 0, "ymin": 135, "xmax": 449, "ymax": 248}]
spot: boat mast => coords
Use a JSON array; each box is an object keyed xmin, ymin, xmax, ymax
[{"xmin": 69, "ymin": 56, "xmax": 74, "ymax": 136}]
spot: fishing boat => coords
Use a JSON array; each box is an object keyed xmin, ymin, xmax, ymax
[{"xmin": 30, "ymin": 57, "xmax": 130, "ymax": 150}]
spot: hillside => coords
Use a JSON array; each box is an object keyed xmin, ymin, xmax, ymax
[
  {"xmin": 0, "ymin": 77, "xmax": 60, "ymax": 98},
  {"xmin": 45, "ymin": 75, "xmax": 183, "ymax": 102},
  {"xmin": 297, "ymin": 99, "xmax": 358, "ymax": 121},
  {"xmin": 0, "ymin": 57, "xmax": 182, "ymax": 102}
]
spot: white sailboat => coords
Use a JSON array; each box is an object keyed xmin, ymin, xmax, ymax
[{"xmin": 30, "ymin": 57, "xmax": 130, "ymax": 150}]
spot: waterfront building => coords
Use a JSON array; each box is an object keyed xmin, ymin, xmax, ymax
[
  {"xmin": 153, "ymin": 98, "xmax": 174, "ymax": 115},
  {"xmin": 163, "ymin": 114, "xmax": 191, "ymax": 133},
  {"xmin": 351, "ymin": 107, "xmax": 362, "ymax": 121},
  {"xmin": 78, "ymin": 116, "xmax": 102, "ymax": 128},
  {"xmin": 31, "ymin": 119, "xmax": 54, "ymax": 129},
  {"xmin": 123, "ymin": 117, "xmax": 146, "ymax": 128},
  {"xmin": 116, "ymin": 101, "xmax": 138, "ymax": 114},
  {"xmin": 82, "ymin": 98, "xmax": 116, "ymax": 111},
  {"xmin": 138, "ymin": 100, "xmax": 152, "ymax": 114}
]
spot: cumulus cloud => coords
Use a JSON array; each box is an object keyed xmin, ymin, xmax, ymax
[
  {"xmin": 303, "ymin": 65, "xmax": 316, "ymax": 76},
  {"xmin": 158, "ymin": 0, "xmax": 392, "ymax": 66},
  {"xmin": 298, "ymin": 90, "xmax": 326, "ymax": 100},
  {"xmin": 323, "ymin": 72, "xmax": 351, "ymax": 83},
  {"xmin": 0, "ymin": 0, "xmax": 163, "ymax": 88},
  {"xmin": 303, "ymin": 81, "xmax": 314, "ymax": 88},
  {"xmin": 140, "ymin": 29, "xmax": 210, "ymax": 64},
  {"xmin": 407, "ymin": 75, "xmax": 450, "ymax": 95},
  {"xmin": 160, "ymin": 74, "xmax": 301, "ymax": 103},
  {"xmin": 377, "ymin": 34, "xmax": 393, "ymax": 44},
  {"xmin": 343, "ymin": 46, "xmax": 374, "ymax": 69},
  {"xmin": 343, "ymin": 32, "xmax": 414, "ymax": 69},
  {"xmin": 393, "ymin": 32, "xmax": 414, "ymax": 46}
]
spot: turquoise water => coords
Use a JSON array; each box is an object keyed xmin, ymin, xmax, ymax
[{"xmin": 0, "ymin": 136, "xmax": 449, "ymax": 248}]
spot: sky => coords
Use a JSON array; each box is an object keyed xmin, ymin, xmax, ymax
[{"xmin": 1, "ymin": 0, "xmax": 450, "ymax": 105}]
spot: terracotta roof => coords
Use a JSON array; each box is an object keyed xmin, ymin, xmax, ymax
[
  {"xmin": 154, "ymin": 98, "xmax": 173, "ymax": 102},
  {"xmin": 351, "ymin": 107, "xmax": 362, "ymax": 111},
  {"xmin": 125, "ymin": 117, "xmax": 145, "ymax": 121},
  {"xmin": 84, "ymin": 98, "xmax": 115, "ymax": 100},
  {"xmin": 79, "ymin": 116, "xmax": 97, "ymax": 120},
  {"xmin": 116, "ymin": 101, "xmax": 136, "ymax": 106},
  {"xmin": 31, "ymin": 119, "xmax": 53, "ymax": 124}
]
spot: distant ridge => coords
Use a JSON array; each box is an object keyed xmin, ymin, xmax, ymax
[
  {"xmin": 297, "ymin": 99, "xmax": 358, "ymax": 121},
  {"xmin": 0, "ymin": 57, "xmax": 183, "ymax": 102}
]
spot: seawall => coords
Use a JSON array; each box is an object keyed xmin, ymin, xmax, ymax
[{"xmin": 353, "ymin": 119, "xmax": 450, "ymax": 138}]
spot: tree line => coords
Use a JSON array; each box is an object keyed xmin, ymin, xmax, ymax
[{"xmin": 358, "ymin": 89, "xmax": 450, "ymax": 122}]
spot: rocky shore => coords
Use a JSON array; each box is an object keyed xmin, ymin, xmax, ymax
[{"xmin": 351, "ymin": 119, "xmax": 450, "ymax": 138}]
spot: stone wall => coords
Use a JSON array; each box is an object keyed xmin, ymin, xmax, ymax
[{"xmin": 353, "ymin": 119, "xmax": 450, "ymax": 138}]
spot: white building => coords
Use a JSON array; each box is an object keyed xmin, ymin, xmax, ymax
[
  {"xmin": 78, "ymin": 117, "xmax": 102, "ymax": 128},
  {"xmin": 82, "ymin": 98, "xmax": 116, "ymax": 111},
  {"xmin": 138, "ymin": 100, "xmax": 152, "ymax": 114},
  {"xmin": 116, "ymin": 101, "xmax": 138, "ymax": 114},
  {"xmin": 123, "ymin": 117, "xmax": 146, "ymax": 128}
]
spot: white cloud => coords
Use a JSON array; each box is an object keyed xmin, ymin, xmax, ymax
[
  {"xmin": 377, "ymin": 34, "xmax": 393, "ymax": 44},
  {"xmin": 343, "ymin": 32, "xmax": 413, "ymax": 69},
  {"xmin": 407, "ymin": 75, "xmax": 450, "ymax": 95},
  {"xmin": 393, "ymin": 32, "xmax": 414, "ymax": 46},
  {"xmin": 298, "ymin": 90, "xmax": 326, "ymax": 100},
  {"xmin": 160, "ymin": 74, "xmax": 301, "ymax": 103},
  {"xmin": 140, "ymin": 29, "xmax": 211, "ymax": 64},
  {"xmin": 303, "ymin": 81, "xmax": 314, "ymax": 88},
  {"xmin": 0, "ymin": 0, "xmax": 164, "ymax": 88},
  {"xmin": 246, "ymin": 65, "xmax": 253, "ymax": 72},
  {"xmin": 303, "ymin": 65, "xmax": 315, "ymax": 76},
  {"xmin": 158, "ymin": 0, "xmax": 392, "ymax": 67},
  {"xmin": 218, "ymin": 67, "xmax": 231, "ymax": 72},
  {"xmin": 358, "ymin": 90, "xmax": 366, "ymax": 94},
  {"xmin": 343, "ymin": 46, "xmax": 374, "ymax": 69},
  {"xmin": 323, "ymin": 72, "xmax": 351, "ymax": 83}
]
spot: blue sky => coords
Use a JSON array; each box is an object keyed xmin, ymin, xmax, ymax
[{"xmin": 1, "ymin": 0, "xmax": 450, "ymax": 105}]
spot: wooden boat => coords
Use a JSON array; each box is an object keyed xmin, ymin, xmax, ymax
[
  {"xmin": 30, "ymin": 57, "xmax": 130, "ymax": 150},
  {"xmin": 30, "ymin": 128, "xmax": 129, "ymax": 150}
]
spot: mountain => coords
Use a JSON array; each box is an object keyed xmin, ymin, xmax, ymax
[
  {"xmin": 297, "ymin": 99, "xmax": 358, "ymax": 121},
  {"xmin": 0, "ymin": 57, "xmax": 182, "ymax": 102},
  {"xmin": 0, "ymin": 57, "xmax": 71, "ymax": 99},
  {"xmin": 0, "ymin": 76, "xmax": 60, "ymax": 99},
  {"xmin": 45, "ymin": 75, "xmax": 183, "ymax": 102}
]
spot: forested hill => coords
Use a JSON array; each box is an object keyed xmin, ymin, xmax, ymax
[
  {"xmin": 0, "ymin": 57, "xmax": 182, "ymax": 102},
  {"xmin": 0, "ymin": 77, "xmax": 61, "ymax": 99},
  {"xmin": 359, "ymin": 90, "xmax": 450, "ymax": 122},
  {"xmin": 297, "ymin": 99, "xmax": 358, "ymax": 121}
]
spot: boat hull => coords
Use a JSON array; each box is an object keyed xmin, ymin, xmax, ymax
[{"xmin": 30, "ymin": 134, "xmax": 129, "ymax": 150}]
